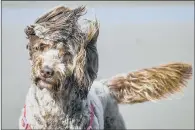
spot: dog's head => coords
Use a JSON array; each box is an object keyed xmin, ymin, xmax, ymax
[{"xmin": 25, "ymin": 6, "xmax": 99, "ymax": 97}]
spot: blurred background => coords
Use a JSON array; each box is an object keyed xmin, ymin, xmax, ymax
[{"xmin": 2, "ymin": 1, "xmax": 194, "ymax": 129}]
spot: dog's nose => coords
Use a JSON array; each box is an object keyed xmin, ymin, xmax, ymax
[{"xmin": 40, "ymin": 66, "xmax": 54, "ymax": 78}]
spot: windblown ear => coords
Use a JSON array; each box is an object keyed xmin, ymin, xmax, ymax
[
  {"xmin": 86, "ymin": 19, "xmax": 99, "ymax": 45},
  {"xmin": 74, "ymin": 19, "xmax": 99, "ymax": 89},
  {"xmin": 85, "ymin": 19, "xmax": 100, "ymax": 81},
  {"xmin": 106, "ymin": 62, "xmax": 193, "ymax": 104},
  {"xmin": 24, "ymin": 25, "xmax": 35, "ymax": 39}
]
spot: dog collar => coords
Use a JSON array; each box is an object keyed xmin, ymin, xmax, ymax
[
  {"xmin": 21, "ymin": 104, "xmax": 32, "ymax": 130},
  {"xmin": 21, "ymin": 103, "xmax": 94, "ymax": 130}
]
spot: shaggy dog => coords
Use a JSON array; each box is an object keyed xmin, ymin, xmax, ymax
[{"xmin": 19, "ymin": 6, "xmax": 192, "ymax": 130}]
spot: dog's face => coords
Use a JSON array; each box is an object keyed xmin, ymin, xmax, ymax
[
  {"xmin": 27, "ymin": 35, "xmax": 79, "ymax": 91},
  {"xmin": 25, "ymin": 6, "xmax": 99, "ymax": 94}
]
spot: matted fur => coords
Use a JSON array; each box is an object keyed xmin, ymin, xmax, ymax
[{"xmin": 19, "ymin": 5, "xmax": 193, "ymax": 130}]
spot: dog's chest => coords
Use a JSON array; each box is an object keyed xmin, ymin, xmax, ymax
[{"xmin": 24, "ymin": 87, "xmax": 82, "ymax": 129}]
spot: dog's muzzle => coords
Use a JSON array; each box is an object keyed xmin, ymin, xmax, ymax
[{"xmin": 40, "ymin": 65, "xmax": 54, "ymax": 78}]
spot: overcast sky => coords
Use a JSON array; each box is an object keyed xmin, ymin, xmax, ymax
[{"xmin": 2, "ymin": 2, "xmax": 194, "ymax": 25}]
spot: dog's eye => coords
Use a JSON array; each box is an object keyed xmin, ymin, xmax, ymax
[
  {"xmin": 33, "ymin": 43, "xmax": 46, "ymax": 51},
  {"xmin": 65, "ymin": 52, "xmax": 71, "ymax": 56},
  {"xmin": 39, "ymin": 43, "xmax": 45, "ymax": 51},
  {"xmin": 35, "ymin": 46, "xmax": 39, "ymax": 51}
]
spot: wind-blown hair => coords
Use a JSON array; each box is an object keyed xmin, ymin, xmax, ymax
[
  {"xmin": 107, "ymin": 62, "xmax": 192, "ymax": 104},
  {"xmin": 26, "ymin": 6, "xmax": 86, "ymax": 42},
  {"xmin": 24, "ymin": 6, "xmax": 99, "ymax": 99}
]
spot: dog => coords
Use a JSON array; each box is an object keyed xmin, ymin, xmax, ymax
[{"xmin": 19, "ymin": 6, "xmax": 193, "ymax": 130}]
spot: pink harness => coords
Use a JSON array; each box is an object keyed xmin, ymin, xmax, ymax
[
  {"xmin": 21, "ymin": 105, "xmax": 32, "ymax": 130},
  {"xmin": 21, "ymin": 104, "xmax": 95, "ymax": 130},
  {"xmin": 87, "ymin": 103, "xmax": 95, "ymax": 130}
]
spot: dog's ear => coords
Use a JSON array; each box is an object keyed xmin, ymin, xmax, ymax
[
  {"xmin": 85, "ymin": 19, "xmax": 99, "ymax": 81},
  {"xmin": 106, "ymin": 62, "xmax": 192, "ymax": 104},
  {"xmin": 24, "ymin": 25, "xmax": 35, "ymax": 39},
  {"xmin": 74, "ymin": 19, "xmax": 99, "ymax": 93},
  {"xmin": 85, "ymin": 19, "xmax": 99, "ymax": 46},
  {"xmin": 24, "ymin": 26, "xmax": 35, "ymax": 59}
]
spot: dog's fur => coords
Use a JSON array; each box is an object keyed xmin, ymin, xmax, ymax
[{"xmin": 19, "ymin": 6, "xmax": 193, "ymax": 129}]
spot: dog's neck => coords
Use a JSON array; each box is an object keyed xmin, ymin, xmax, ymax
[
  {"xmin": 35, "ymin": 82, "xmax": 88, "ymax": 115},
  {"xmin": 26, "ymin": 81, "xmax": 89, "ymax": 128},
  {"xmin": 23, "ymin": 72, "xmax": 92, "ymax": 129}
]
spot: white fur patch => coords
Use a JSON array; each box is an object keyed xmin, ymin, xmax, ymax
[
  {"xmin": 56, "ymin": 64, "xmax": 66, "ymax": 75},
  {"xmin": 42, "ymin": 49, "xmax": 60, "ymax": 68}
]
